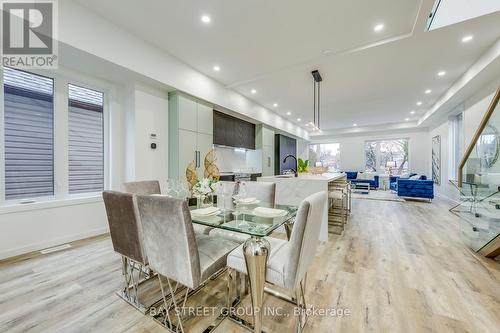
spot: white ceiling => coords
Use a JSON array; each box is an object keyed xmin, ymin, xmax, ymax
[{"xmin": 75, "ymin": 0, "xmax": 500, "ymax": 133}]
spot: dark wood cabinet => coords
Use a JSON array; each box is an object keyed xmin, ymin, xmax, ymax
[
  {"xmin": 275, "ymin": 134, "xmax": 297, "ymax": 175},
  {"xmin": 213, "ymin": 110, "xmax": 256, "ymax": 149}
]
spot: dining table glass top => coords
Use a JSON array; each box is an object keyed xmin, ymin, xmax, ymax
[{"xmin": 189, "ymin": 201, "xmax": 298, "ymax": 237}]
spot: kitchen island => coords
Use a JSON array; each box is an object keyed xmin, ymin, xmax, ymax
[{"xmin": 258, "ymin": 173, "xmax": 347, "ymax": 241}]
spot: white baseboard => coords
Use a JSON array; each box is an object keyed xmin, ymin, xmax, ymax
[{"xmin": 0, "ymin": 227, "xmax": 109, "ymax": 261}]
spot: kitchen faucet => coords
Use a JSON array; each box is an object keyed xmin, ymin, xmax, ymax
[{"xmin": 283, "ymin": 154, "xmax": 298, "ymax": 177}]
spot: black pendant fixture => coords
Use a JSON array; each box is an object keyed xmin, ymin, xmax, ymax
[{"xmin": 311, "ymin": 69, "xmax": 322, "ymax": 130}]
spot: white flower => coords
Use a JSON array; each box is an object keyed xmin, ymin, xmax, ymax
[{"xmin": 193, "ymin": 178, "xmax": 217, "ymax": 196}]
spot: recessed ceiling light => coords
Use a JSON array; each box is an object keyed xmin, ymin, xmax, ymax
[
  {"xmin": 405, "ymin": 118, "xmax": 410, "ymax": 121},
  {"xmin": 416, "ymin": 101, "xmax": 423, "ymax": 106},
  {"xmin": 437, "ymin": 71, "xmax": 446, "ymax": 76},
  {"xmin": 410, "ymin": 110, "xmax": 415, "ymax": 114},
  {"xmin": 353, "ymin": 123, "xmax": 358, "ymax": 127},
  {"xmin": 251, "ymin": 89, "xmax": 257, "ymax": 94},
  {"xmin": 273, "ymin": 103, "xmax": 278, "ymax": 107},
  {"xmin": 462, "ymin": 35, "xmax": 473, "ymax": 43},
  {"xmin": 286, "ymin": 111, "xmax": 291, "ymax": 116},
  {"xmin": 297, "ymin": 118, "xmax": 301, "ymax": 122},
  {"xmin": 305, "ymin": 123, "xmax": 309, "ymax": 126},
  {"xmin": 425, "ymin": 89, "xmax": 431, "ymax": 94},
  {"xmin": 213, "ymin": 65, "xmax": 220, "ymax": 72},
  {"xmin": 201, "ymin": 15, "xmax": 211, "ymax": 23},
  {"xmin": 374, "ymin": 24, "xmax": 384, "ymax": 32}
]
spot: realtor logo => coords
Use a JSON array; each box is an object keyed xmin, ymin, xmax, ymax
[{"xmin": 1, "ymin": 0, "xmax": 58, "ymax": 68}]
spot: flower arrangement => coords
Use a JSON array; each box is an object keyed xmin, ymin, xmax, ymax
[{"xmin": 192, "ymin": 178, "xmax": 217, "ymax": 197}]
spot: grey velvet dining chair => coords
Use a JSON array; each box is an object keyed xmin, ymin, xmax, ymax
[
  {"xmin": 123, "ymin": 180, "xmax": 161, "ymax": 195},
  {"xmin": 240, "ymin": 181, "xmax": 276, "ymax": 205},
  {"xmin": 102, "ymin": 190, "xmax": 153, "ymax": 313},
  {"xmin": 209, "ymin": 181, "xmax": 277, "ymax": 244},
  {"xmin": 226, "ymin": 191, "xmax": 327, "ymax": 332},
  {"xmin": 136, "ymin": 195, "xmax": 240, "ymax": 332},
  {"xmin": 124, "ymin": 179, "xmax": 213, "ymax": 236}
]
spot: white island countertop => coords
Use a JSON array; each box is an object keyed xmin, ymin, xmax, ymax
[
  {"xmin": 258, "ymin": 172, "xmax": 347, "ymax": 242},
  {"xmin": 259, "ymin": 173, "xmax": 345, "ymax": 182}
]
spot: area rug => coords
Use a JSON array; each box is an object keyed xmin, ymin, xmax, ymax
[{"xmin": 351, "ymin": 190, "xmax": 405, "ymax": 202}]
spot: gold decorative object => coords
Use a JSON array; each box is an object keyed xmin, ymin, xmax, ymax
[
  {"xmin": 186, "ymin": 161, "xmax": 199, "ymax": 190},
  {"xmin": 203, "ymin": 149, "xmax": 220, "ymax": 181}
]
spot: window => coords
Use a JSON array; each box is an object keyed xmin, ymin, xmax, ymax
[
  {"xmin": 364, "ymin": 139, "xmax": 409, "ymax": 174},
  {"xmin": 3, "ymin": 67, "xmax": 54, "ymax": 200},
  {"xmin": 68, "ymin": 84, "xmax": 104, "ymax": 194},
  {"xmin": 308, "ymin": 143, "xmax": 341, "ymax": 171}
]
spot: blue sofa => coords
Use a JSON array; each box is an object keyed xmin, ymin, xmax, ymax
[
  {"xmin": 390, "ymin": 175, "xmax": 434, "ymax": 201},
  {"xmin": 345, "ymin": 171, "xmax": 379, "ymax": 189}
]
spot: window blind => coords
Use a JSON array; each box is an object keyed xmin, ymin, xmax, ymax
[
  {"xmin": 68, "ymin": 84, "xmax": 104, "ymax": 194},
  {"xmin": 3, "ymin": 67, "xmax": 54, "ymax": 200}
]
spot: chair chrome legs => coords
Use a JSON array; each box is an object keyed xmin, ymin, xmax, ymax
[
  {"xmin": 294, "ymin": 278, "xmax": 308, "ymax": 333},
  {"xmin": 117, "ymin": 256, "xmax": 154, "ymax": 314},
  {"xmin": 156, "ymin": 274, "xmax": 191, "ymax": 333}
]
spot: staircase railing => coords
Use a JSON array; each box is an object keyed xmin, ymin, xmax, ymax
[
  {"xmin": 454, "ymin": 86, "xmax": 500, "ymax": 257},
  {"xmin": 457, "ymin": 87, "xmax": 500, "ymax": 186}
]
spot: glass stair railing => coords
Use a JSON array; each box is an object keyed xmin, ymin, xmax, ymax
[{"xmin": 454, "ymin": 87, "xmax": 500, "ymax": 257}]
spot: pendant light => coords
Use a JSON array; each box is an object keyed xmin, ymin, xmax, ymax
[{"xmin": 311, "ymin": 70, "xmax": 322, "ymax": 130}]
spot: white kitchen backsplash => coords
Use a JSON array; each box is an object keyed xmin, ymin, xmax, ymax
[{"xmin": 214, "ymin": 146, "xmax": 262, "ymax": 173}]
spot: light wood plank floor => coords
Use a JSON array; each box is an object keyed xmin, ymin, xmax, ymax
[{"xmin": 1, "ymin": 197, "xmax": 499, "ymax": 333}]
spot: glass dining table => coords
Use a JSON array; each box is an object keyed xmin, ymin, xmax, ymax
[{"xmin": 189, "ymin": 200, "xmax": 298, "ymax": 333}]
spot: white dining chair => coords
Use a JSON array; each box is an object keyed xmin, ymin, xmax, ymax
[
  {"xmin": 226, "ymin": 191, "xmax": 327, "ymax": 332},
  {"xmin": 136, "ymin": 195, "xmax": 240, "ymax": 332}
]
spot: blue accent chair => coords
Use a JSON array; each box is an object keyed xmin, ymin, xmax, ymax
[
  {"xmin": 389, "ymin": 173, "xmax": 417, "ymax": 191},
  {"xmin": 391, "ymin": 175, "xmax": 434, "ymax": 201},
  {"xmin": 345, "ymin": 171, "xmax": 379, "ymax": 189}
]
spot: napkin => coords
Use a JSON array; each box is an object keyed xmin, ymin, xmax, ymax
[
  {"xmin": 191, "ymin": 206, "xmax": 220, "ymax": 216},
  {"xmin": 253, "ymin": 207, "xmax": 287, "ymax": 218}
]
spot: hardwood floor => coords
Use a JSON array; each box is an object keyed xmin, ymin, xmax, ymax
[{"xmin": 1, "ymin": 197, "xmax": 499, "ymax": 332}]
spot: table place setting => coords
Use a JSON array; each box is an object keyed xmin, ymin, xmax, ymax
[
  {"xmin": 235, "ymin": 197, "xmax": 260, "ymax": 205},
  {"xmin": 190, "ymin": 206, "xmax": 221, "ymax": 218},
  {"xmin": 252, "ymin": 206, "xmax": 288, "ymax": 218}
]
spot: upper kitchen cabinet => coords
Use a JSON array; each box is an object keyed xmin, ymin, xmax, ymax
[
  {"xmin": 197, "ymin": 102, "xmax": 213, "ymax": 135},
  {"xmin": 173, "ymin": 93, "xmax": 213, "ymax": 134},
  {"xmin": 213, "ymin": 110, "xmax": 255, "ymax": 150},
  {"xmin": 169, "ymin": 92, "xmax": 214, "ymax": 182}
]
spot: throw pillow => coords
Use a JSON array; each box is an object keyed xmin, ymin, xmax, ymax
[
  {"xmin": 400, "ymin": 173, "xmax": 411, "ymax": 179},
  {"xmin": 409, "ymin": 174, "xmax": 420, "ymax": 180},
  {"xmin": 357, "ymin": 173, "xmax": 366, "ymax": 180}
]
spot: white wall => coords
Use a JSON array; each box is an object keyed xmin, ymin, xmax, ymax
[
  {"xmin": 312, "ymin": 130, "xmax": 430, "ymax": 175},
  {"xmin": 128, "ymin": 85, "xmax": 169, "ymax": 181}
]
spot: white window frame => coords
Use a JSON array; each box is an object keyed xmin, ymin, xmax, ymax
[
  {"xmin": 308, "ymin": 142, "xmax": 341, "ymax": 171},
  {"xmin": 364, "ymin": 137, "xmax": 410, "ymax": 173},
  {"xmin": 0, "ymin": 67, "xmax": 112, "ymax": 209}
]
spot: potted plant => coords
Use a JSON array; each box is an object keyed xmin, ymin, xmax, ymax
[{"xmin": 297, "ymin": 158, "xmax": 309, "ymax": 173}]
